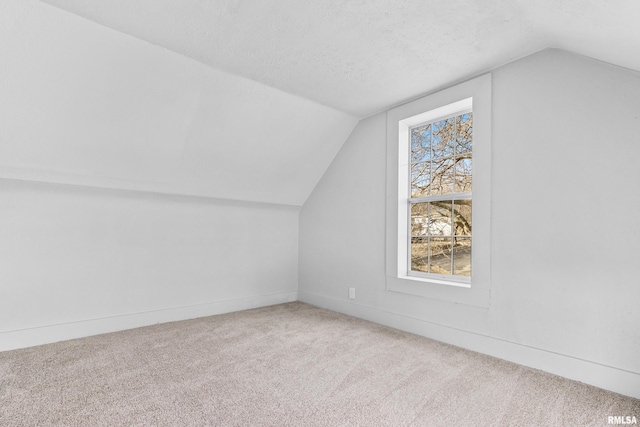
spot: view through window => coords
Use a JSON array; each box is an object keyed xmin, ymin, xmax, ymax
[{"xmin": 409, "ymin": 109, "xmax": 472, "ymax": 278}]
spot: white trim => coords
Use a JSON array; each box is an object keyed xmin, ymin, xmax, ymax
[
  {"xmin": 0, "ymin": 291, "xmax": 298, "ymax": 352},
  {"xmin": 298, "ymin": 290, "xmax": 640, "ymax": 399},
  {"xmin": 386, "ymin": 73, "xmax": 492, "ymax": 306},
  {"xmin": 403, "ymin": 274, "xmax": 471, "ymax": 288},
  {"xmin": 409, "ymin": 192, "xmax": 472, "ymax": 203},
  {"xmin": 402, "ymin": 98, "xmax": 472, "ymax": 128}
]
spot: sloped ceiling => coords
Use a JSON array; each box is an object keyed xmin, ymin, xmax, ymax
[
  {"xmin": 36, "ymin": 0, "xmax": 640, "ymax": 117},
  {"xmin": 0, "ymin": 0, "xmax": 357, "ymax": 206}
]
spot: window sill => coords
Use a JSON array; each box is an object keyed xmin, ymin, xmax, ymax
[
  {"xmin": 404, "ymin": 273, "xmax": 471, "ymax": 288},
  {"xmin": 386, "ymin": 275, "xmax": 490, "ymax": 308}
]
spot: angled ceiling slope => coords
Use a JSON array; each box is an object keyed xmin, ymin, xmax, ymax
[
  {"xmin": 0, "ymin": 0, "xmax": 358, "ymax": 206},
  {"xmin": 37, "ymin": 0, "xmax": 640, "ymax": 117}
]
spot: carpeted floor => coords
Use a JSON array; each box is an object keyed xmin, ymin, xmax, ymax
[{"xmin": 1, "ymin": 302, "xmax": 638, "ymax": 426}]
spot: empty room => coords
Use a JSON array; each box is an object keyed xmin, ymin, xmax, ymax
[{"xmin": 1, "ymin": 0, "xmax": 639, "ymax": 425}]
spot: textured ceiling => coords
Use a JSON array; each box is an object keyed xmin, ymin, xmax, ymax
[{"xmin": 37, "ymin": 0, "xmax": 640, "ymax": 117}]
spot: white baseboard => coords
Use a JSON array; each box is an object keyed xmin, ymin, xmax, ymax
[
  {"xmin": 299, "ymin": 290, "xmax": 640, "ymax": 399},
  {"xmin": 0, "ymin": 291, "xmax": 298, "ymax": 352}
]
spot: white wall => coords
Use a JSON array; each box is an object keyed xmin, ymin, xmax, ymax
[
  {"xmin": 299, "ymin": 49, "xmax": 640, "ymax": 398},
  {"xmin": 0, "ymin": 0, "xmax": 348, "ymax": 350},
  {"xmin": 0, "ymin": 180, "xmax": 298, "ymax": 351}
]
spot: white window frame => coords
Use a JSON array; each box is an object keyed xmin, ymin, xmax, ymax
[
  {"xmin": 406, "ymin": 101, "xmax": 473, "ymax": 285},
  {"xmin": 385, "ymin": 74, "xmax": 492, "ymax": 308}
]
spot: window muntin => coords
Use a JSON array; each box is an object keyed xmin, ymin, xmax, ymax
[{"xmin": 408, "ymin": 109, "xmax": 472, "ymax": 281}]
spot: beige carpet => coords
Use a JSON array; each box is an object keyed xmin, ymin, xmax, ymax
[{"xmin": 1, "ymin": 302, "xmax": 638, "ymax": 426}]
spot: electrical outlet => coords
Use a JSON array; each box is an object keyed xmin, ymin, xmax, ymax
[{"xmin": 348, "ymin": 287, "xmax": 356, "ymax": 299}]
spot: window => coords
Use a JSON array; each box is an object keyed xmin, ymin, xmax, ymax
[
  {"xmin": 408, "ymin": 105, "xmax": 473, "ymax": 284},
  {"xmin": 385, "ymin": 74, "xmax": 491, "ymax": 307}
]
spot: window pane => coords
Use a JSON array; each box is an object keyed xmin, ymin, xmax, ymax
[
  {"xmin": 453, "ymin": 237, "xmax": 471, "ymax": 276},
  {"xmin": 453, "ymin": 199, "xmax": 472, "ymax": 236},
  {"xmin": 455, "ymin": 157, "xmax": 472, "ymax": 192},
  {"xmin": 429, "ymin": 237, "xmax": 452, "ymax": 275},
  {"xmin": 456, "ymin": 113, "xmax": 472, "ymax": 155},
  {"xmin": 428, "ymin": 201, "xmax": 452, "ymax": 236},
  {"xmin": 430, "ymin": 158, "xmax": 455, "ymax": 195},
  {"xmin": 410, "ymin": 237, "xmax": 429, "ymax": 273},
  {"xmin": 411, "ymin": 161, "xmax": 430, "ymax": 197},
  {"xmin": 410, "ymin": 203, "xmax": 429, "ymax": 237},
  {"xmin": 432, "ymin": 118, "xmax": 455, "ymax": 159},
  {"xmin": 411, "ymin": 125, "xmax": 431, "ymax": 164}
]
